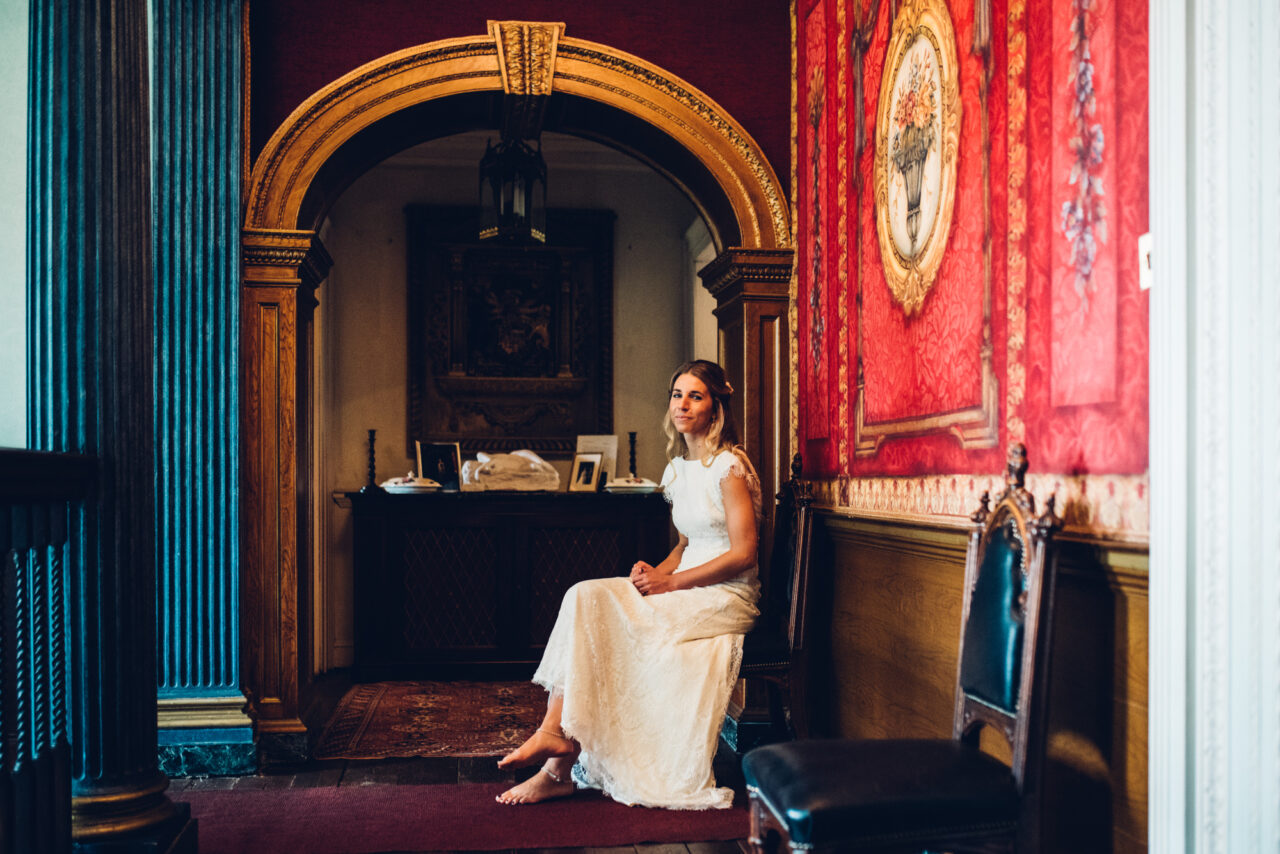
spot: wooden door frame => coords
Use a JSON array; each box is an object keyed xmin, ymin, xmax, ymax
[{"xmin": 241, "ymin": 24, "xmax": 793, "ymax": 733}]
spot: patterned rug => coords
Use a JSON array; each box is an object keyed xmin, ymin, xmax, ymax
[{"xmin": 313, "ymin": 681, "xmax": 546, "ymax": 760}]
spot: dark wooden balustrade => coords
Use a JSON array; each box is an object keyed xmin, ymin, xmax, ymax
[{"xmin": 0, "ymin": 449, "xmax": 96, "ymax": 854}]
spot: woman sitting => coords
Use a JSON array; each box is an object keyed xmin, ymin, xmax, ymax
[{"xmin": 496, "ymin": 359, "xmax": 762, "ymax": 809}]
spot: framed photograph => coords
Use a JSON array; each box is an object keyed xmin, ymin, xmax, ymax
[
  {"xmin": 569, "ymin": 452, "xmax": 603, "ymax": 493},
  {"xmin": 421, "ymin": 441, "xmax": 462, "ymax": 490},
  {"xmin": 575, "ymin": 434, "xmax": 618, "ymax": 483}
]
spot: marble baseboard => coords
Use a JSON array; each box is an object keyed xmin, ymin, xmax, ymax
[{"xmin": 159, "ymin": 741, "xmax": 256, "ymax": 778}]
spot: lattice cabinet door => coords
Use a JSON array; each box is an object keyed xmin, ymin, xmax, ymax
[{"xmin": 350, "ymin": 491, "xmax": 670, "ymax": 680}]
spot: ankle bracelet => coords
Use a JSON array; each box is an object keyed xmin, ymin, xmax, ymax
[
  {"xmin": 541, "ymin": 765, "xmax": 563, "ymax": 783},
  {"xmin": 536, "ymin": 726, "xmax": 567, "ymax": 740}
]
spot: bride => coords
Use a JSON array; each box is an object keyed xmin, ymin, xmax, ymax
[{"xmin": 496, "ymin": 359, "xmax": 762, "ymax": 808}]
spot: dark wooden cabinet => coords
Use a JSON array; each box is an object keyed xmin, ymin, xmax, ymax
[{"xmin": 348, "ymin": 491, "xmax": 671, "ymax": 680}]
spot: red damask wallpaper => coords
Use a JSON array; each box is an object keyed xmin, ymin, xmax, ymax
[
  {"xmin": 794, "ymin": 0, "xmax": 1148, "ymax": 480},
  {"xmin": 798, "ymin": 0, "xmax": 842, "ymax": 475},
  {"xmin": 1024, "ymin": 0, "xmax": 1149, "ymax": 473}
]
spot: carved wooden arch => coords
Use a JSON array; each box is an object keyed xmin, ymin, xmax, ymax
[
  {"xmin": 244, "ymin": 32, "xmax": 790, "ymax": 249},
  {"xmin": 240, "ymin": 25, "xmax": 793, "ymax": 737}
]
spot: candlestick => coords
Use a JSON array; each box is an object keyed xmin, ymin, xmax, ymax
[{"xmin": 360, "ymin": 428, "xmax": 385, "ymax": 493}]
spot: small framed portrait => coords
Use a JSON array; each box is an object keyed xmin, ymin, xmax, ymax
[
  {"xmin": 569, "ymin": 452, "xmax": 603, "ymax": 493},
  {"xmin": 575, "ymin": 434, "xmax": 618, "ymax": 483},
  {"xmin": 421, "ymin": 441, "xmax": 462, "ymax": 490}
]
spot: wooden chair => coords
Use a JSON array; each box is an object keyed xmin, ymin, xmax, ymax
[
  {"xmin": 739, "ymin": 453, "xmax": 816, "ymax": 740},
  {"xmin": 742, "ymin": 443, "xmax": 1062, "ymax": 853}
]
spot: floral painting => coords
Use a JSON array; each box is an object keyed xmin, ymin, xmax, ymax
[
  {"xmin": 1049, "ymin": 0, "xmax": 1118, "ymax": 408},
  {"xmin": 888, "ymin": 49, "xmax": 940, "ymax": 260},
  {"xmin": 873, "ymin": 0, "xmax": 961, "ymax": 317}
]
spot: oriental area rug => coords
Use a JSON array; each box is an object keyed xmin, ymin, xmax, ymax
[
  {"xmin": 177, "ymin": 783, "xmax": 749, "ymax": 853},
  {"xmin": 313, "ymin": 680, "xmax": 546, "ymax": 760}
]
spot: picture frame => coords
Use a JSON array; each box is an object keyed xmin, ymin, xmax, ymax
[
  {"xmin": 872, "ymin": 0, "xmax": 962, "ymax": 316},
  {"xmin": 421, "ymin": 441, "xmax": 462, "ymax": 490},
  {"xmin": 575, "ymin": 434, "xmax": 618, "ymax": 484},
  {"xmin": 569, "ymin": 452, "xmax": 603, "ymax": 492},
  {"xmin": 406, "ymin": 206, "xmax": 616, "ymax": 458}
]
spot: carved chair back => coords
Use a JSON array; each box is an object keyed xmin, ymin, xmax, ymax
[
  {"xmin": 952, "ymin": 443, "xmax": 1062, "ymax": 790},
  {"xmin": 759, "ymin": 453, "xmax": 815, "ymax": 654}
]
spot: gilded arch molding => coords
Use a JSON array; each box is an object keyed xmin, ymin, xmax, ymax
[{"xmin": 244, "ymin": 30, "xmax": 791, "ymax": 252}]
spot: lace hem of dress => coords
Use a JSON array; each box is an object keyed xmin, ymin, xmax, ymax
[{"xmin": 533, "ymin": 645, "xmax": 745, "ymax": 811}]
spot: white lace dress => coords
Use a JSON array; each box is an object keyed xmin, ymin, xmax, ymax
[{"xmin": 531, "ymin": 449, "xmax": 762, "ymax": 809}]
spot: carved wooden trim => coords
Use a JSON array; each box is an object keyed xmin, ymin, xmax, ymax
[
  {"xmin": 788, "ymin": 0, "xmax": 800, "ymax": 469},
  {"xmin": 488, "ymin": 20, "xmax": 564, "ymax": 96},
  {"xmin": 699, "ymin": 248, "xmax": 795, "ymax": 536},
  {"xmin": 240, "ymin": 287, "xmax": 298, "ymax": 724},
  {"xmin": 240, "ymin": 229, "xmax": 329, "ymax": 730},
  {"xmin": 245, "ymin": 32, "xmax": 789, "ymax": 252},
  {"xmin": 1005, "ymin": 0, "xmax": 1029, "ymax": 445},
  {"xmin": 699, "ymin": 248, "xmax": 794, "ymax": 302}
]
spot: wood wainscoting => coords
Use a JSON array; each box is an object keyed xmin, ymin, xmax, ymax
[{"xmin": 817, "ymin": 513, "xmax": 1148, "ymax": 854}]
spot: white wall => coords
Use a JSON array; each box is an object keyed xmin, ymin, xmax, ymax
[
  {"xmin": 0, "ymin": 0, "xmax": 27, "ymax": 447},
  {"xmin": 684, "ymin": 217, "xmax": 719, "ymax": 362},
  {"xmin": 1149, "ymin": 0, "xmax": 1280, "ymax": 850},
  {"xmin": 315, "ymin": 132, "xmax": 708, "ymax": 669}
]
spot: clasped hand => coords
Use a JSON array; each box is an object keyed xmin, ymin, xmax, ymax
[{"xmin": 630, "ymin": 561, "xmax": 677, "ymax": 596}]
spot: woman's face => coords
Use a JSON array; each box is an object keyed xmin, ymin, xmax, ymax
[{"xmin": 669, "ymin": 373, "xmax": 715, "ymax": 438}]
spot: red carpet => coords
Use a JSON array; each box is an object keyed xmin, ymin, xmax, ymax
[{"xmin": 177, "ymin": 782, "xmax": 748, "ymax": 853}]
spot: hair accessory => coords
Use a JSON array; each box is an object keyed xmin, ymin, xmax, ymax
[{"xmin": 724, "ymin": 382, "xmax": 734, "ymax": 395}]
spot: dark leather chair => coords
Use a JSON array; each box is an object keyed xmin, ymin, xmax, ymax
[
  {"xmin": 740, "ymin": 453, "xmax": 816, "ymax": 740},
  {"xmin": 742, "ymin": 443, "xmax": 1062, "ymax": 853}
]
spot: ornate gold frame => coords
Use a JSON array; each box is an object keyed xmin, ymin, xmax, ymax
[
  {"xmin": 872, "ymin": 0, "xmax": 961, "ymax": 316},
  {"xmin": 854, "ymin": 0, "xmax": 996, "ymax": 458}
]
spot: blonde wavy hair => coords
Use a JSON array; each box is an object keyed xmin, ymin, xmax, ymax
[{"xmin": 662, "ymin": 360, "xmax": 741, "ymax": 465}]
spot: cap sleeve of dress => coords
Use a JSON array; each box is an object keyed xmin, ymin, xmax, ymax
[{"xmin": 715, "ymin": 448, "xmax": 763, "ymax": 524}]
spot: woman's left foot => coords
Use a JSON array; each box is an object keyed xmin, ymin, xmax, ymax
[{"xmin": 495, "ymin": 766, "xmax": 576, "ymax": 805}]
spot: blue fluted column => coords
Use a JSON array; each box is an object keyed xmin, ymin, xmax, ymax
[
  {"xmin": 150, "ymin": 0, "xmax": 253, "ymax": 778},
  {"xmin": 27, "ymin": 0, "xmax": 193, "ymax": 848}
]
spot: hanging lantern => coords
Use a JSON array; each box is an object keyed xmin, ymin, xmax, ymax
[{"xmin": 478, "ymin": 135, "xmax": 547, "ymax": 243}]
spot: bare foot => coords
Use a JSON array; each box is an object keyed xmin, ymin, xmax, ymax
[
  {"xmin": 496, "ymin": 766, "xmax": 576, "ymax": 805},
  {"xmin": 497, "ymin": 728, "xmax": 577, "ymax": 770}
]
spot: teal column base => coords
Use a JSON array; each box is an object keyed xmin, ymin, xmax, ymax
[
  {"xmin": 157, "ymin": 693, "xmax": 256, "ymax": 777},
  {"xmin": 73, "ymin": 805, "xmax": 196, "ymax": 854}
]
